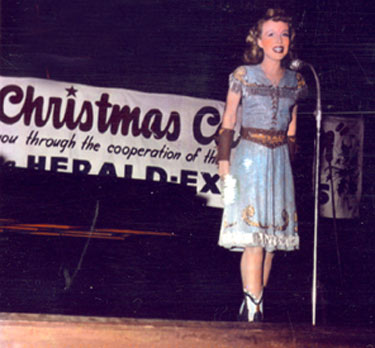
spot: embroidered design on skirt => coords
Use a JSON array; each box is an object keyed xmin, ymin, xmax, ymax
[{"xmin": 242, "ymin": 205, "xmax": 289, "ymax": 231}]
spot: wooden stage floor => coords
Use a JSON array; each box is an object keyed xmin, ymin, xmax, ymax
[{"xmin": 0, "ymin": 313, "xmax": 374, "ymax": 347}]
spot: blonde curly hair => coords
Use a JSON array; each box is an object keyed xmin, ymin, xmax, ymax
[{"xmin": 243, "ymin": 8, "xmax": 296, "ymax": 65}]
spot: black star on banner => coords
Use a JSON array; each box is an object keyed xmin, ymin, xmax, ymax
[{"xmin": 66, "ymin": 86, "xmax": 78, "ymax": 97}]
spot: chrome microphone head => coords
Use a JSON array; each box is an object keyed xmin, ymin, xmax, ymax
[{"xmin": 289, "ymin": 59, "xmax": 304, "ymax": 71}]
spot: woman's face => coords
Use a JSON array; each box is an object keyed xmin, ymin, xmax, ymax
[{"xmin": 257, "ymin": 20, "xmax": 290, "ymax": 62}]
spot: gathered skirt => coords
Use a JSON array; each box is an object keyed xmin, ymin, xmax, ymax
[{"xmin": 218, "ymin": 139, "xmax": 299, "ymax": 252}]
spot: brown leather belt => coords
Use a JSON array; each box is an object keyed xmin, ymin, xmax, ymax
[{"xmin": 241, "ymin": 127, "xmax": 287, "ymax": 149}]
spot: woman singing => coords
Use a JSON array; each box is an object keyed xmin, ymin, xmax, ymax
[{"xmin": 217, "ymin": 8, "xmax": 307, "ymax": 322}]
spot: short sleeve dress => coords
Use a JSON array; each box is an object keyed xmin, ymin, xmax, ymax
[{"xmin": 218, "ymin": 64, "xmax": 307, "ymax": 253}]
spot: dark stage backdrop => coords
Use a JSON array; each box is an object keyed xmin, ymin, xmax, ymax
[
  {"xmin": 0, "ymin": 0, "xmax": 375, "ymax": 326},
  {"xmin": 1, "ymin": 0, "xmax": 375, "ymax": 107}
]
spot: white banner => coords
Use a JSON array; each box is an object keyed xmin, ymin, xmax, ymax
[
  {"xmin": 0, "ymin": 76, "xmax": 225, "ymax": 207},
  {"xmin": 319, "ymin": 115, "xmax": 364, "ymax": 218}
]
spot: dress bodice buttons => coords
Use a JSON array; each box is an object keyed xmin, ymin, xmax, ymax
[{"xmin": 228, "ymin": 65, "xmax": 307, "ymax": 131}]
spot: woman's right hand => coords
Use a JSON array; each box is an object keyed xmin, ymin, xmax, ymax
[{"xmin": 218, "ymin": 160, "xmax": 230, "ymax": 178}]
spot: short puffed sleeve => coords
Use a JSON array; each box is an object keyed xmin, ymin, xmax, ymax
[
  {"xmin": 296, "ymin": 72, "xmax": 308, "ymax": 100},
  {"xmin": 228, "ymin": 66, "xmax": 246, "ymax": 95}
]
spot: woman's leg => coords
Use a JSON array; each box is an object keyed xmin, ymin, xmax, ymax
[
  {"xmin": 263, "ymin": 251, "xmax": 274, "ymax": 287},
  {"xmin": 240, "ymin": 247, "xmax": 264, "ymax": 298},
  {"xmin": 239, "ymin": 247, "xmax": 264, "ymax": 321}
]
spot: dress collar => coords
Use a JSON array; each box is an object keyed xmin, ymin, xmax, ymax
[{"xmin": 255, "ymin": 64, "xmax": 287, "ymax": 87}]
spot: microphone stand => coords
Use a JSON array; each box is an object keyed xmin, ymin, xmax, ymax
[
  {"xmin": 290, "ymin": 59, "xmax": 322, "ymax": 326},
  {"xmin": 308, "ymin": 63, "xmax": 322, "ymax": 326}
]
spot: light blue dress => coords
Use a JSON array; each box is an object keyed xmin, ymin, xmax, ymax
[{"xmin": 218, "ymin": 64, "xmax": 307, "ymax": 252}]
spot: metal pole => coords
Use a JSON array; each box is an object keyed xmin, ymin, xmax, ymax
[{"xmin": 309, "ymin": 63, "xmax": 322, "ymax": 326}]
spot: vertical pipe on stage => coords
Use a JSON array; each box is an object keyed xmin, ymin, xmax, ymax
[{"xmin": 310, "ymin": 63, "xmax": 322, "ymax": 326}]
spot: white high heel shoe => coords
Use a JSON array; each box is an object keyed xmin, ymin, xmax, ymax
[{"xmin": 238, "ymin": 290, "xmax": 263, "ymax": 322}]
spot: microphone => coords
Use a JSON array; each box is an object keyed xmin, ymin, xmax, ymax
[{"xmin": 289, "ymin": 59, "xmax": 305, "ymax": 71}]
